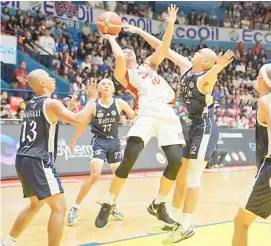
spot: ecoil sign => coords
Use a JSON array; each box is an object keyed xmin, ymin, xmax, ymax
[
  {"xmin": 174, "ymin": 26, "xmax": 219, "ymax": 41},
  {"xmin": 222, "ymin": 28, "xmax": 271, "ymax": 45},
  {"xmin": 0, "ymin": 35, "xmax": 17, "ymax": 64}
]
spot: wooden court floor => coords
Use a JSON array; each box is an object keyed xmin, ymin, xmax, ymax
[{"xmin": 1, "ymin": 167, "xmax": 270, "ymax": 246}]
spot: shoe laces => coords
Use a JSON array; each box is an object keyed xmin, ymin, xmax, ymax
[
  {"xmin": 70, "ymin": 207, "xmax": 78, "ymax": 217},
  {"xmin": 159, "ymin": 203, "xmax": 170, "ymax": 216}
]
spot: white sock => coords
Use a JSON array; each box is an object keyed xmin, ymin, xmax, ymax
[
  {"xmin": 73, "ymin": 203, "xmax": 80, "ymax": 210},
  {"xmin": 180, "ymin": 213, "xmax": 193, "ymax": 229},
  {"xmin": 104, "ymin": 192, "xmax": 116, "ymax": 205},
  {"xmin": 154, "ymin": 194, "xmax": 167, "ymax": 204},
  {"xmin": 171, "ymin": 207, "xmax": 182, "ymax": 221},
  {"xmin": 3, "ymin": 235, "xmax": 17, "ymax": 245}
]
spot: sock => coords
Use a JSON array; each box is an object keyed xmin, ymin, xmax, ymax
[
  {"xmin": 73, "ymin": 203, "xmax": 80, "ymax": 210},
  {"xmin": 171, "ymin": 206, "xmax": 182, "ymax": 221},
  {"xmin": 180, "ymin": 213, "xmax": 193, "ymax": 229},
  {"xmin": 154, "ymin": 194, "xmax": 167, "ymax": 204},
  {"xmin": 104, "ymin": 192, "xmax": 116, "ymax": 205},
  {"xmin": 3, "ymin": 235, "xmax": 17, "ymax": 245}
]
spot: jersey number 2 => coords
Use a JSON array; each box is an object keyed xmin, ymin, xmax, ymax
[{"xmin": 21, "ymin": 121, "xmax": 37, "ymax": 143}]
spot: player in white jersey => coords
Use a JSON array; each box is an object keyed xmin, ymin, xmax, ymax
[
  {"xmin": 94, "ymin": 5, "xmax": 187, "ymax": 231},
  {"xmin": 126, "ymin": 61, "xmax": 183, "ymax": 146}
]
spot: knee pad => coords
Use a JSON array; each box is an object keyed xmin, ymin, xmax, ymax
[
  {"xmin": 187, "ymin": 159, "xmax": 207, "ymax": 188},
  {"xmin": 163, "ymin": 147, "xmax": 182, "ymax": 181},
  {"xmin": 115, "ymin": 137, "xmax": 144, "ymax": 179}
]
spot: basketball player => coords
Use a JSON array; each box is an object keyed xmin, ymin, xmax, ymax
[
  {"xmin": 123, "ymin": 23, "xmax": 234, "ymax": 241},
  {"xmin": 2, "ymin": 70, "xmax": 97, "ymax": 246},
  {"xmin": 232, "ymin": 63, "xmax": 271, "ymax": 246},
  {"xmin": 67, "ymin": 78, "xmax": 135, "ymax": 225},
  {"xmin": 94, "ymin": 5, "xmax": 186, "ymax": 229}
]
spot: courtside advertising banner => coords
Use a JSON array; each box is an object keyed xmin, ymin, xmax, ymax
[
  {"xmin": 1, "ymin": 125, "xmax": 256, "ymax": 179},
  {"xmin": 1, "ymin": 1, "xmax": 271, "ymax": 44},
  {"xmin": 0, "ymin": 35, "xmax": 17, "ymax": 64}
]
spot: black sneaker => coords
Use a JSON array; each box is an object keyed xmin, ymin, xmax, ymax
[
  {"xmin": 147, "ymin": 200, "xmax": 176, "ymax": 226},
  {"xmin": 95, "ymin": 203, "xmax": 112, "ymax": 228}
]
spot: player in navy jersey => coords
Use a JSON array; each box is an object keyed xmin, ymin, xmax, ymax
[
  {"xmin": 123, "ymin": 23, "xmax": 234, "ymax": 241},
  {"xmin": 232, "ymin": 64, "xmax": 271, "ymax": 246},
  {"xmin": 67, "ymin": 79, "xmax": 135, "ymax": 225},
  {"xmin": 2, "ymin": 69, "xmax": 98, "ymax": 246}
]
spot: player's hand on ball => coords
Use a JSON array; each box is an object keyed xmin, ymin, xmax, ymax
[
  {"xmin": 87, "ymin": 78, "xmax": 98, "ymax": 100},
  {"xmin": 167, "ymin": 4, "xmax": 179, "ymax": 24},
  {"xmin": 99, "ymin": 32, "xmax": 118, "ymax": 41},
  {"xmin": 216, "ymin": 50, "xmax": 234, "ymax": 68},
  {"xmin": 122, "ymin": 21, "xmax": 139, "ymax": 34}
]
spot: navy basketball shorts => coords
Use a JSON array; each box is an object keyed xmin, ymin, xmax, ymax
[
  {"xmin": 241, "ymin": 157, "xmax": 271, "ymax": 219},
  {"xmin": 90, "ymin": 136, "xmax": 123, "ymax": 164},
  {"xmin": 183, "ymin": 118, "xmax": 219, "ymax": 161},
  {"xmin": 15, "ymin": 155, "xmax": 64, "ymax": 200}
]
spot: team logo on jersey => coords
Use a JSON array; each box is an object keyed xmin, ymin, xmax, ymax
[
  {"xmin": 95, "ymin": 149, "xmax": 102, "ymax": 155},
  {"xmin": 111, "ymin": 110, "xmax": 117, "ymax": 116},
  {"xmin": 189, "ymin": 82, "xmax": 194, "ymax": 89},
  {"xmin": 97, "ymin": 112, "xmax": 104, "ymax": 118}
]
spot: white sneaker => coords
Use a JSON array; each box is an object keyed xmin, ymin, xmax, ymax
[
  {"xmin": 67, "ymin": 207, "xmax": 78, "ymax": 226},
  {"xmin": 162, "ymin": 223, "xmax": 195, "ymax": 244}
]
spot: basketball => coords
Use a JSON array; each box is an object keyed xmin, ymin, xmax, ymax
[{"xmin": 97, "ymin": 11, "xmax": 122, "ymax": 35}]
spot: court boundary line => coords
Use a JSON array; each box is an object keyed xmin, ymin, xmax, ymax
[{"xmin": 80, "ymin": 220, "xmax": 269, "ymax": 246}]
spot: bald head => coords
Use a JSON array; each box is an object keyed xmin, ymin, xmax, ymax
[
  {"xmin": 28, "ymin": 69, "xmax": 55, "ymax": 94},
  {"xmin": 260, "ymin": 64, "xmax": 271, "ymax": 87},
  {"xmin": 191, "ymin": 48, "xmax": 217, "ymax": 70},
  {"xmin": 98, "ymin": 78, "xmax": 115, "ymax": 94}
]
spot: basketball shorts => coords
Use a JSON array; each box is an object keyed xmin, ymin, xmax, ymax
[
  {"xmin": 240, "ymin": 157, "xmax": 271, "ymax": 219},
  {"xmin": 15, "ymin": 154, "xmax": 64, "ymax": 200},
  {"xmin": 90, "ymin": 136, "xmax": 123, "ymax": 164},
  {"xmin": 183, "ymin": 117, "xmax": 219, "ymax": 161},
  {"xmin": 127, "ymin": 113, "xmax": 186, "ymax": 147}
]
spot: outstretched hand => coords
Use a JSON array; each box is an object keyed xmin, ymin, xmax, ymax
[
  {"xmin": 216, "ymin": 50, "xmax": 234, "ymax": 68},
  {"xmin": 122, "ymin": 21, "xmax": 139, "ymax": 33},
  {"xmin": 167, "ymin": 4, "xmax": 179, "ymax": 24},
  {"xmin": 86, "ymin": 78, "xmax": 98, "ymax": 100}
]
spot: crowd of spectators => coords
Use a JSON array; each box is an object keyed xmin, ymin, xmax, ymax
[
  {"xmin": 223, "ymin": 2, "xmax": 271, "ymax": 30},
  {"xmin": 0, "ymin": 3, "xmax": 269, "ymax": 128}
]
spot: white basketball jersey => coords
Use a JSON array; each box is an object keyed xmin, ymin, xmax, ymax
[{"xmin": 126, "ymin": 64, "xmax": 175, "ymax": 115}]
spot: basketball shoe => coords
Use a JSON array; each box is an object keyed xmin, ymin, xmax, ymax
[
  {"xmin": 162, "ymin": 223, "xmax": 195, "ymax": 243},
  {"xmin": 95, "ymin": 203, "xmax": 113, "ymax": 228},
  {"xmin": 147, "ymin": 200, "xmax": 176, "ymax": 226}
]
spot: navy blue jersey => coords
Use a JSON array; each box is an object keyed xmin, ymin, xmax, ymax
[
  {"xmin": 17, "ymin": 96, "xmax": 59, "ymax": 162},
  {"xmin": 90, "ymin": 98, "xmax": 120, "ymax": 138},
  {"xmin": 179, "ymin": 68, "xmax": 216, "ymax": 121},
  {"xmin": 256, "ymin": 118, "xmax": 270, "ymax": 168}
]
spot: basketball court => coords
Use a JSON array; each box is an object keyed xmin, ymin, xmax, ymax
[{"xmin": 1, "ymin": 167, "xmax": 270, "ymax": 246}]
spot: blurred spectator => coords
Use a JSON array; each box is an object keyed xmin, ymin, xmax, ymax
[
  {"xmin": 81, "ymin": 21, "xmax": 91, "ymax": 41},
  {"xmin": 199, "ymin": 11, "xmax": 209, "ymax": 26},
  {"xmin": 1, "ymin": 7, "xmax": 10, "ymax": 25},
  {"xmin": 39, "ymin": 28, "xmax": 56, "ymax": 69},
  {"xmin": 187, "ymin": 9, "xmax": 198, "ymax": 25},
  {"xmin": 252, "ymin": 42, "xmax": 263, "ymax": 55},
  {"xmin": 14, "ymin": 61, "xmax": 28, "ymax": 99}
]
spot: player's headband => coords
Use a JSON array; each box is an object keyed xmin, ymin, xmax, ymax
[{"xmin": 260, "ymin": 64, "xmax": 271, "ymax": 88}]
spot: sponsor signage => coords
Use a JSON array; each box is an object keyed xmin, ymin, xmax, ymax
[
  {"xmin": 0, "ymin": 35, "xmax": 17, "ymax": 64},
  {"xmin": 1, "ymin": 125, "xmax": 256, "ymax": 179},
  {"xmin": 2, "ymin": 1, "xmax": 270, "ymax": 44}
]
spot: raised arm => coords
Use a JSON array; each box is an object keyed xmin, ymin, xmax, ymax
[
  {"xmin": 104, "ymin": 35, "xmax": 127, "ymax": 88},
  {"xmin": 144, "ymin": 5, "xmax": 178, "ymax": 71},
  {"xmin": 198, "ymin": 50, "xmax": 234, "ymax": 94},
  {"xmin": 46, "ymin": 80, "xmax": 97, "ymax": 126},
  {"xmin": 69, "ymin": 110, "xmax": 94, "ymax": 151},
  {"xmin": 123, "ymin": 19, "xmax": 191, "ymax": 74},
  {"xmin": 117, "ymin": 99, "xmax": 135, "ymax": 118}
]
